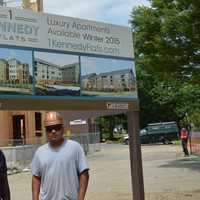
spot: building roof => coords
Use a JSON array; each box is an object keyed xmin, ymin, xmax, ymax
[
  {"xmin": 8, "ymin": 58, "xmax": 22, "ymax": 65},
  {"xmin": 0, "ymin": 58, "xmax": 29, "ymax": 66},
  {"xmin": 81, "ymin": 73, "xmax": 97, "ymax": 79},
  {"xmin": 81, "ymin": 69, "xmax": 135, "ymax": 80},
  {"xmin": 62, "ymin": 62, "xmax": 79, "ymax": 69},
  {"xmin": 99, "ymin": 68, "xmax": 133, "ymax": 77},
  {"xmin": 35, "ymin": 58, "xmax": 60, "ymax": 68},
  {"xmin": 35, "ymin": 58, "xmax": 79, "ymax": 70},
  {"xmin": 0, "ymin": 58, "xmax": 8, "ymax": 63}
]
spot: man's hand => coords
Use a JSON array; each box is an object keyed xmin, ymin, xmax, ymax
[
  {"xmin": 78, "ymin": 170, "xmax": 89, "ymax": 200},
  {"xmin": 32, "ymin": 175, "xmax": 41, "ymax": 200}
]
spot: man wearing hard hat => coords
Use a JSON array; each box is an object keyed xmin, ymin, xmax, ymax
[{"xmin": 32, "ymin": 112, "xmax": 89, "ymax": 200}]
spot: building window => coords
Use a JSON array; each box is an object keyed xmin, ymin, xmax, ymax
[{"xmin": 35, "ymin": 112, "xmax": 42, "ymax": 136}]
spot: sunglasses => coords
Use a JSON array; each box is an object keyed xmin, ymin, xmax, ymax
[{"xmin": 46, "ymin": 125, "xmax": 63, "ymax": 133}]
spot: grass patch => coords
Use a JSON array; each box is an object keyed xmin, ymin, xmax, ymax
[{"xmin": 173, "ymin": 140, "xmax": 181, "ymax": 145}]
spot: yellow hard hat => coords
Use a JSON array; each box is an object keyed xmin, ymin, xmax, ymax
[{"xmin": 44, "ymin": 112, "xmax": 63, "ymax": 127}]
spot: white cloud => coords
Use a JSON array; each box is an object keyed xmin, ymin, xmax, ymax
[
  {"xmin": 5, "ymin": 0, "xmax": 149, "ymax": 25},
  {"xmin": 44, "ymin": 0, "xmax": 150, "ymax": 26},
  {"xmin": 35, "ymin": 51, "xmax": 78, "ymax": 66}
]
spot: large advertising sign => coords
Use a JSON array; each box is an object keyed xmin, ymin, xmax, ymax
[
  {"xmin": 0, "ymin": 8, "xmax": 137, "ymax": 110},
  {"xmin": 0, "ymin": 8, "xmax": 133, "ymax": 59}
]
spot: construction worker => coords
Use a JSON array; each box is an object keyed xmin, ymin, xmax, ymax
[
  {"xmin": 0, "ymin": 150, "xmax": 10, "ymax": 200},
  {"xmin": 32, "ymin": 111, "xmax": 89, "ymax": 200},
  {"xmin": 180, "ymin": 127, "xmax": 189, "ymax": 156}
]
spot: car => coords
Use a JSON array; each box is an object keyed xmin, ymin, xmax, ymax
[
  {"xmin": 123, "ymin": 134, "xmax": 129, "ymax": 145},
  {"xmin": 123, "ymin": 121, "xmax": 179, "ymax": 145}
]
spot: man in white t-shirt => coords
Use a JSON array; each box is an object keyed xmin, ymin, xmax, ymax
[{"xmin": 32, "ymin": 112, "xmax": 89, "ymax": 200}]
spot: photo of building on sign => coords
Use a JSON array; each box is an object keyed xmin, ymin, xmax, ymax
[
  {"xmin": 81, "ymin": 57, "xmax": 137, "ymax": 98},
  {"xmin": 34, "ymin": 51, "xmax": 80, "ymax": 96},
  {"xmin": 0, "ymin": 47, "xmax": 33, "ymax": 95}
]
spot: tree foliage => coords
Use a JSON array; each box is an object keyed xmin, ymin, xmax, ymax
[
  {"xmin": 98, "ymin": 114, "xmax": 127, "ymax": 140},
  {"xmin": 131, "ymin": 0, "xmax": 200, "ymax": 80},
  {"xmin": 130, "ymin": 0, "xmax": 200, "ymax": 127}
]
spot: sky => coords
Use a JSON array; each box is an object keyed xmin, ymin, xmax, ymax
[
  {"xmin": 81, "ymin": 57, "xmax": 135, "ymax": 76},
  {"xmin": 34, "ymin": 51, "xmax": 78, "ymax": 66},
  {"xmin": 43, "ymin": 0, "xmax": 150, "ymax": 26},
  {"xmin": 6, "ymin": 0, "xmax": 150, "ymax": 26}
]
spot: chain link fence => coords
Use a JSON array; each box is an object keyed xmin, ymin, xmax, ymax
[{"xmin": 1, "ymin": 132, "xmax": 101, "ymax": 172}]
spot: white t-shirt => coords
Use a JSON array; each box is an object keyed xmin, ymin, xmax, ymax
[{"xmin": 32, "ymin": 139, "xmax": 89, "ymax": 200}]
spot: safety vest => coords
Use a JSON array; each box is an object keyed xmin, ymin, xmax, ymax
[{"xmin": 181, "ymin": 130, "xmax": 189, "ymax": 140}]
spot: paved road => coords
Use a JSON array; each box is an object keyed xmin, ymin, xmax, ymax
[{"xmin": 8, "ymin": 144, "xmax": 200, "ymax": 200}]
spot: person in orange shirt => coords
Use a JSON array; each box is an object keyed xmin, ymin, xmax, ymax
[{"xmin": 180, "ymin": 128, "xmax": 189, "ymax": 156}]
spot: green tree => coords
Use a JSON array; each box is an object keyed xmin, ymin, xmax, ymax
[
  {"xmin": 130, "ymin": 0, "xmax": 200, "ymax": 127},
  {"xmin": 98, "ymin": 114, "xmax": 127, "ymax": 141},
  {"xmin": 130, "ymin": 0, "xmax": 200, "ymax": 80},
  {"xmin": 137, "ymin": 67, "xmax": 182, "ymax": 128}
]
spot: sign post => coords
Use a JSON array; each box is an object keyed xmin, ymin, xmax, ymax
[{"xmin": 128, "ymin": 111, "xmax": 145, "ymax": 200}]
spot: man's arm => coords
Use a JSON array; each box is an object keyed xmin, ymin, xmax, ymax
[
  {"xmin": 78, "ymin": 170, "xmax": 89, "ymax": 200},
  {"xmin": 32, "ymin": 175, "xmax": 41, "ymax": 200},
  {"xmin": 0, "ymin": 173, "xmax": 10, "ymax": 200}
]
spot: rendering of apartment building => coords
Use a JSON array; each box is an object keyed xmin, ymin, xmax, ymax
[
  {"xmin": 62, "ymin": 63, "xmax": 79, "ymax": 84},
  {"xmin": 34, "ymin": 58, "xmax": 79, "ymax": 86},
  {"xmin": 0, "ymin": 58, "xmax": 30, "ymax": 84},
  {"xmin": 34, "ymin": 58, "xmax": 62, "ymax": 85},
  {"xmin": 0, "ymin": 59, "xmax": 9, "ymax": 82},
  {"xmin": 81, "ymin": 73, "xmax": 97, "ymax": 90},
  {"xmin": 81, "ymin": 69, "xmax": 136, "ymax": 92}
]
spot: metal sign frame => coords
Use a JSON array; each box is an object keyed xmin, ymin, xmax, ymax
[{"xmin": 0, "ymin": 7, "xmax": 144, "ymax": 200}]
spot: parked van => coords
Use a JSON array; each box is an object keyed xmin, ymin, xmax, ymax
[
  {"xmin": 123, "ymin": 121, "xmax": 179, "ymax": 144},
  {"xmin": 140, "ymin": 121, "xmax": 179, "ymax": 144}
]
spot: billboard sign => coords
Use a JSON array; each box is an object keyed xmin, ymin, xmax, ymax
[
  {"xmin": 0, "ymin": 8, "xmax": 133, "ymax": 59},
  {"xmin": 0, "ymin": 8, "xmax": 137, "ymax": 110}
]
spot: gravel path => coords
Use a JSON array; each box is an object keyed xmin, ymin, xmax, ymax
[{"xmin": 8, "ymin": 144, "xmax": 200, "ymax": 200}]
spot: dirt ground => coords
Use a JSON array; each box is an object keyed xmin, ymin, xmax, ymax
[{"xmin": 8, "ymin": 144, "xmax": 200, "ymax": 200}]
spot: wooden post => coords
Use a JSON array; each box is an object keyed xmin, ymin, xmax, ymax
[{"xmin": 127, "ymin": 111, "xmax": 145, "ymax": 200}]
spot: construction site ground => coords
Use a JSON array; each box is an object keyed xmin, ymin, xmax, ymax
[{"xmin": 9, "ymin": 143, "xmax": 200, "ymax": 200}]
